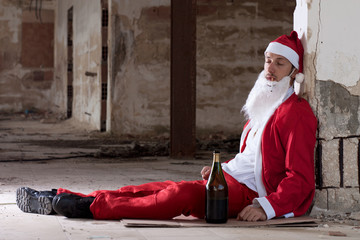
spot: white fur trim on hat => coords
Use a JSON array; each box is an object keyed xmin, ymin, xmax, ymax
[
  {"xmin": 295, "ymin": 73, "xmax": 304, "ymax": 83},
  {"xmin": 294, "ymin": 73, "xmax": 304, "ymax": 96},
  {"xmin": 265, "ymin": 42, "xmax": 299, "ymax": 70}
]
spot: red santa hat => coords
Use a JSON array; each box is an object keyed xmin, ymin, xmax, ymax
[{"xmin": 265, "ymin": 31, "xmax": 305, "ymax": 95}]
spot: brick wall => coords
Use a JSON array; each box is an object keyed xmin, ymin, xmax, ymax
[{"xmin": 315, "ymin": 137, "xmax": 360, "ymax": 212}]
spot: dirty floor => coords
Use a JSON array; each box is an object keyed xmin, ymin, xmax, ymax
[{"xmin": 0, "ymin": 114, "xmax": 360, "ymax": 240}]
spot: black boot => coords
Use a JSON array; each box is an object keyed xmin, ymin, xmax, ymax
[
  {"xmin": 52, "ymin": 193, "xmax": 95, "ymax": 218},
  {"xmin": 16, "ymin": 187, "xmax": 58, "ymax": 215}
]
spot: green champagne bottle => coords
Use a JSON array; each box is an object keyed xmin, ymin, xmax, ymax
[{"xmin": 205, "ymin": 150, "xmax": 228, "ymax": 223}]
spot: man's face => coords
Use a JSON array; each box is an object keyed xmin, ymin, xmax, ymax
[{"xmin": 264, "ymin": 52, "xmax": 295, "ymax": 82}]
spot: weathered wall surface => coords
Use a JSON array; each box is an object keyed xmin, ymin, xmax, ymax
[
  {"xmin": 109, "ymin": 0, "xmax": 295, "ymax": 137},
  {"xmin": 295, "ymin": 0, "xmax": 360, "ymax": 213},
  {"xmin": 53, "ymin": 1, "xmax": 70, "ymax": 115},
  {"xmin": 109, "ymin": 0, "xmax": 171, "ymax": 136},
  {"xmin": 0, "ymin": 0, "xmax": 55, "ymax": 113},
  {"xmin": 1, "ymin": 0, "xmax": 295, "ymax": 135},
  {"xmin": 55, "ymin": 0, "xmax": 102, "ymax": 130},
  {"xmin": 196, "ymin": 0, "xmax": 295, "ymax": 136}
]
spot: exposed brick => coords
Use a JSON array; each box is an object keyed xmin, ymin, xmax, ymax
[
  {"xmin": 141, "ymin": 6, "xmax": 170, "ymax": 21},
  {"xmin": 316, "ymin": 81, "xmax": 360, "ymax": 139},
  {"xmin": 22, "ymin": 71, "xmax": 53, "ymax": 90},
  {"xmin": 321, "ymin": 139, "xmax": 340, "ymax": 187},
  {"xmin": 20, "ymin": 22, "xmax": 54, "ymax": 68},
  {"xmin": 256, "ymin": 26, "xmax": 289, "ymax": 39},
  {"xmin": 31, "ymin": 70, "xmax": 53, "ymax": 82},
  {"xmin": 327, "ymin": 188, "xmax": 360, "ymax": 212},
  {"xmin": 33, "ymin": 71, "xmax": 44, "ymax": 81},
  {"xmin": 197, "ymin": 0, "xmax": 215, "ymax": 5},
  {"xmin": 313, "ymin": 189, "xmax": 328, "ymax": 210},
  {"xmin": 44, "ymin": 70, "xmax": 53, "ymax": 81},
  {"xmin": 257, "ymin": 0, "xmax": 295, "ymax": 23},
  {"xmin": 343, "ymin": 138, "xmax": 359, "ymax": 187},
  {"xmin": 196, "ymin": 5, "xmax": 218, "ymax": 16},
  {"xmin": 2, "ymin": 51, "xmax": 18, "ymax": 69}
]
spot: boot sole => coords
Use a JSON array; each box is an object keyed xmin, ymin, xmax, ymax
[{"xmin": 16, "ymin": 187, "xmax": 53, "ymax": 215}]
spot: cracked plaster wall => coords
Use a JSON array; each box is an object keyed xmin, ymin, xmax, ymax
[
  {"xmin": 295, "ymin": 0, "xmax": 360, "ymax": 212},
  {"xmin": 295, "ymin": 0, "xmax": 360, "ymax": 139}
]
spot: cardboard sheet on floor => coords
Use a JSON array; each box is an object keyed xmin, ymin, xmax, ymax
[{"xmin": 121, "ymin": 216, "xmax": 318, "ymax": 228}]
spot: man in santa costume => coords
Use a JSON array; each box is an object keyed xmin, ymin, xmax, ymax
[{"xmin": 16, "ymin": 31, "xmax": 317, "ymax": 222}]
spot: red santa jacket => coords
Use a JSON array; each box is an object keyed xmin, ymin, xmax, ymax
[{"xmin": 241, "ymin": 93, "xmax": 317, "ymax": 218}]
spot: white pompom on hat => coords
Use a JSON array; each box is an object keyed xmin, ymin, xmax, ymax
[{"xmin": 265, "ymin": 31, "xmax": 305, "ymax": 96}]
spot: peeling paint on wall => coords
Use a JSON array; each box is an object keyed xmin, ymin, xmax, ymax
[
  {"xmin": 0, "ymin": 3, "xmax": 21, "ymax": 43},
  {"xmin": 317, "ymin": 80, "xmax": 360, "ymax": 140},
  {"xmin": 111, "ymin": 15, "xmax": 133, "ymax": 77},
  {"xmin": 109, "ymin": 1, "xmax": 171, "ymax": 135},
  {"xmin": 0, "ymin": 0, "xmax": 55, "ymax": 113}
]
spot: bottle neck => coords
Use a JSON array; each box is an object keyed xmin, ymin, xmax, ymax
[{"xmin": 213, "ymin": 153, "xmax": 220, "ymax": 163}]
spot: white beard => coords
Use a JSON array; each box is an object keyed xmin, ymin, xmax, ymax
[{"xmin": 242, "ymin": 70, "xmax": 291, "ymax": 127}]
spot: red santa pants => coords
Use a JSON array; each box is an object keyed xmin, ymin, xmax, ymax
[{"xmin": 57, "ymin": 172, "xmax": 258, "ymax": 220}]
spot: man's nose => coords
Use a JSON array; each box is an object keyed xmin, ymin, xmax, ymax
[{"xmin": 268, "ymin": 62, "xmax": 275, "ymax": 73}]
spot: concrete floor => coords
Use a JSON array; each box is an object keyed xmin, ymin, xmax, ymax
[{"xmin": 1, "ymin": 115, "xmax": 360, "ymax": 240}]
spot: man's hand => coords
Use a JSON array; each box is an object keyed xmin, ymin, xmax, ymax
[
  {"xmin": 201, "ymin": 166, "xmax": 211, "ymax": 180},
  {"xmin": 237, "ymin": 205, "xmax": 267, "ymax": 222}
]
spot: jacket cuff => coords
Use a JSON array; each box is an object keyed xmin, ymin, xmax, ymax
[{"xmin": 253, "ymin": 197, "xmax": 276, "ymax": 220}]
